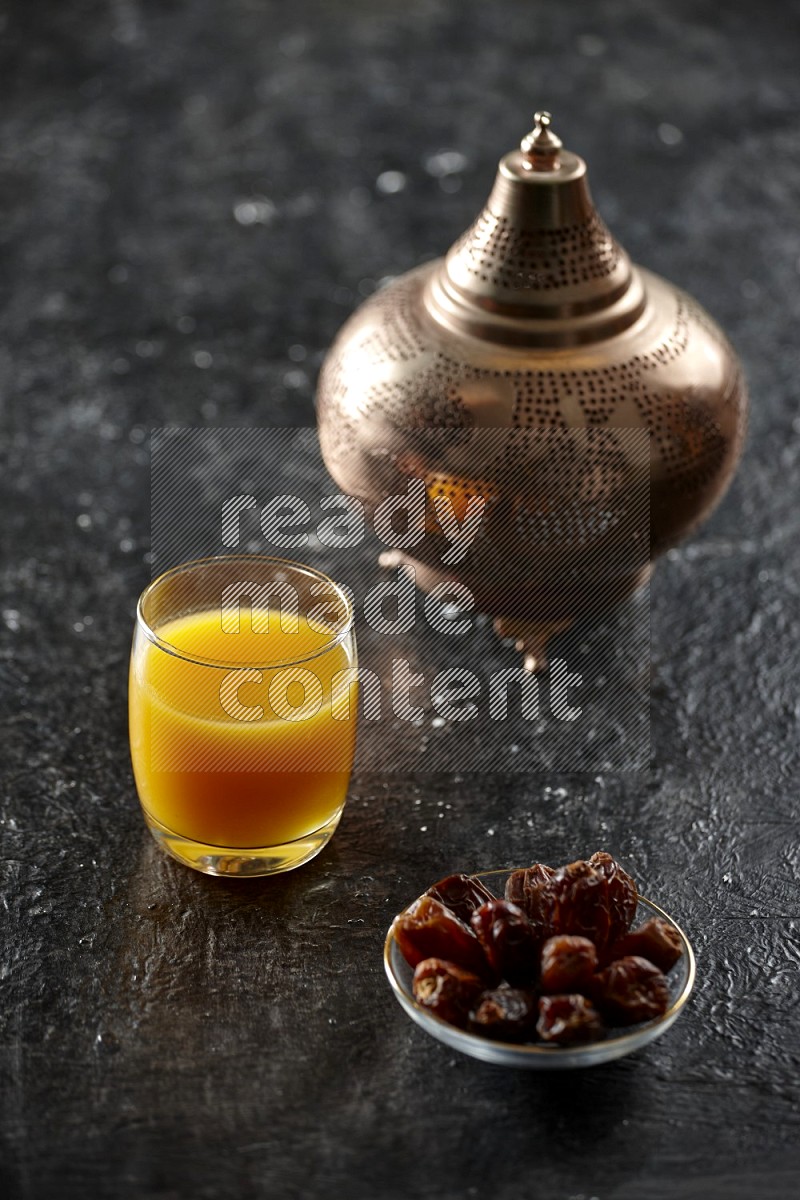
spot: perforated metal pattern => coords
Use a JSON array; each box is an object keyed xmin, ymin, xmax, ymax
[
  {"xmin": 318, "ymin": 265, "xmax": 747, "ymax": 568},
  {"xmin": 510, "ymin": 299, "xmax": 688, "ymax": 428},
  {"xmin": 351, "ymin": 274, "xmax": 428, "ymax": 366},
  {"xmin": 450, "ymin": 208, "xmax": 623, "ymax": 292}
]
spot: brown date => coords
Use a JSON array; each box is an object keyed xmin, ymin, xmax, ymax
[
  {"xmin": 589, "ymin": 851, "xmax": 638, "ymax": 947},
  {"xmin": 412, "ymin": 959, "xmax": 485, "ymax": 1028},
  {"xmin": 504, "ymin": 868, "xmax": 527, "ymax": 907},
  {"xmin": 505, "ymin": 863, "xmax": 556, "ymax": 936},
  {"xmin": 540, "ymin": 935, "xmax": 598, "ymax": 994},
  {"xmin": 547, "ymin": 859, "xmax": 613, "ymax": 951},
  {"xmin": 471, "ymin": 988, "xmax": 538, "ymax": 1041},
  {"xmin": 392, "ymin": 896, "xmax": 490, "ymax": 976},
  {"xmin": 536, "ymin": 994, "xmax": 604, "ymax": 1045},
  {"xmin": 426, "ymin": 873, "xmax": 495, "ymax": 925},
  {"xmin": 610, "ymin": 917, "xmax": 682, "ymax": 974},
  {"xmin": 591, "ymin": 955, "xmax": 670, "ymax": 1025},
  {"xmin": 470, "ymin": 900, "xmax": 540, "ymax": 986}
]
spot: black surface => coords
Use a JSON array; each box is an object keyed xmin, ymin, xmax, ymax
[{"xmin": 2, "ymin": 2, "xmax": 800, "ymax": 1197}]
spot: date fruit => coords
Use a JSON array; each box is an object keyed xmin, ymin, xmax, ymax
[
  {"xmin": 610, "ymin": 917, "xmax": 682, "ymax": 974},
  {"xmin": 412, "ymin": 959, "xmax": 485, "ymax": 1028},
  {"xmin": 505, "ymin": 863, "xmax": 556, "ymax": 936},
  {"xmin": 547, "ymin": 859, "xmax": 612, "ymax": 950},
  {"xmin": 546, "ymin": 852, "xmax": 638, "ymax": 955},
  {"xmin": 392, "ymin": 896, "xmax": 490, "ymax": 976},
  {"xmin": 591, "ymin": 955, "xmax": 670, "ymax": 1025},
  {"xmin": 536, "ymin": 994, "xmax": 604, "ymax": 1045},
  {"xmin": 589, "ymin": 851, "xmax": 638, "ymax": 948},
  {"xmin": 470, "ymin": 900, "xmax": 540, "ymax": 985},
  {"xmin": 504, "ymin": 868, "xmax": 527, "ymax": 907},
  {"xmin": 426, "ymin": 872, "xmax": 495, "ymax": 925},
  {"xmin": 540, "ymin": 935, "xmax": 598, "ymax": 993},
  {"xmin": 471, "ymin": 988, "xmax": 537, "ymax": 1041}
]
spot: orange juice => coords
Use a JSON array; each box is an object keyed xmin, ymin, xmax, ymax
[{"xmin": 129, "ymin": 608, "xmax": 357, "ymax": 856}]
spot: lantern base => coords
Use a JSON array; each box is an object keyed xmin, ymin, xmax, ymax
[
  {"xmin": 492, "ymin": 616, "xmax": 574, "ymax": 673},
  {"xmin": 377, "ymin": 551, "xmax": 653, "ymax": 674}
]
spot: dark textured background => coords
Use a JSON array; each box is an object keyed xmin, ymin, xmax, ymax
[{"xmin": 2, "ymin": 1, "xmax": 800, "ymax": 1197}]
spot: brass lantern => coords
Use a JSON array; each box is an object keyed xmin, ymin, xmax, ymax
[{"xmin": 316, "ymin": 113, "xmax": 747, "ymax": 668}]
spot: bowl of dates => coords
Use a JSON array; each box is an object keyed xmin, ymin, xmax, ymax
[{"xmin": 384, "ymin": 852, "xmax": 696, "ymax": 1068}]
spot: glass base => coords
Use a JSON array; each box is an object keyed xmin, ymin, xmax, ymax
[{"xmin": 143, "ymin": 808, "xmax": 344, "ymax": 877}]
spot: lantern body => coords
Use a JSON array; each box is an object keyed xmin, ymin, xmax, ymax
[{"xmin": 316, "ymin": 116, "xmax": 747, "ymax": 667}]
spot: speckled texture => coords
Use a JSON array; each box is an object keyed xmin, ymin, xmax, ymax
[{"xmin": 2, "ymin": 1, "xmax": 800, "ymax": 1197}]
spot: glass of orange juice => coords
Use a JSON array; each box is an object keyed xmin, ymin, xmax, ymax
[{"xmin": 129, "ymin": 555, "xmax": 357, "ymax": 876}]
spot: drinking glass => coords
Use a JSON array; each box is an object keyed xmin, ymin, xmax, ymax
[{"xmin": 129, "ymin": 555, "xmax": 357, "ymax": 876}]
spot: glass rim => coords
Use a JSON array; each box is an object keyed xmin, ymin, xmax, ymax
[{"xmin": 135, "ymin": 554, "xmax": 355, "ymax": 670}]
